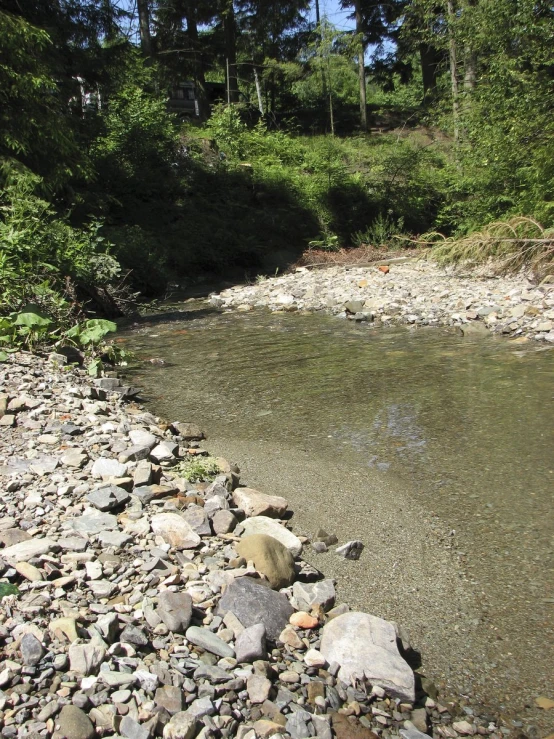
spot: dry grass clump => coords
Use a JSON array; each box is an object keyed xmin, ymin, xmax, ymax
[
  {"xmin": 293, "ymin": 244, "xmax": 421, "ymax": 269},
  {"xmin": 426, "ymin": 217, "xmax": 554, "ymax": 277}
]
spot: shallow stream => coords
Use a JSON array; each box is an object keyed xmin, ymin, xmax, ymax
[{"xmin": 122, "ymin": 305, "xmax": 553, "ymax": 726}]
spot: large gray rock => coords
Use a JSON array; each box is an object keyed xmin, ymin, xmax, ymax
[
  {"xmin": 217, "ymin": 577, "xmax": 294, "ymax": 641},
  {"xmin": 157, "ymin": 591, "xmax": 193, "ymax": 633},
  {"xmin": 236, "ymin": 534, "xmax": 295, "ymax": 589},
  {"xmin": 320, "ymin": 612, "xmax": 415, "ymax": 702},
  {"xmin": 241, "ymin": 517, "xmax": 302, "ymax": 556},
  {"xmin": 232, "ymin": 487, "xmax": 288, "ymax": 518},
  {"xmin": 86, "ymin": 485, "xmax": 129, "ymax": 511},
  {"xmin": 150, "ymin": 513, "xmax": 201, "ymax": 549},
  {"xmin": 292, "ymin": 579, "xmax": 336, "ymax": 612}
]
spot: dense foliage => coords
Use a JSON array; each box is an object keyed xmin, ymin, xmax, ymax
[{"xmin": 0, "ymin": 0, "xmax": 552, "ymax": 342}]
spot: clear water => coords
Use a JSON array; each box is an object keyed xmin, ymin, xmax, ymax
[{"xmin": 122, "ymin": 305, "xmax": 554, "ymax": 721}]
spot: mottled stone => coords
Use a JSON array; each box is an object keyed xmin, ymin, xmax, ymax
[{"xmin": 217, "ymin": 577, "xmax": 293, "ymax": 641}]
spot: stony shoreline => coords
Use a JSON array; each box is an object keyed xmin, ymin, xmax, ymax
[
  {"xmin": 208, "ymin": 261, "xmax": 554, "ymax": 343},
  {"xmin": 0, "ymin": 352, "xmax": 546, "ymax": 739}
]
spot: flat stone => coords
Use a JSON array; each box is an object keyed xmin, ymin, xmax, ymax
[
  {"xmin": 2, "ymin": 537, "xmax": 55, "ymax": 562},
  {"xmin": 120, "ymin": 624, "xmax": 148, "ymax": 646},
  {"xmin": 91, "ymin": 457, "xmax": 128, "ymax": 479},
  {"xmin": 150, "ymin": 441, "xmax": 178, "ymax": 462},
  {"xmin": 133, "ymin": 460, "xmax": 153, "ymax": 487},
  {"xmin": 88, "ymin": 579, "xmax": 117, "ymax": 598},
  {"xmin": 217, "ymin": 577, "xmax": 294, "ymax": 641},
  {"xmin": 54, "ymin": 705, "xmax": 94, "ymax": 739},
  {"xmin": 20, "ymin": 633, "xmax": 44, "ymax": 666},
  {"xmin": 185, "ymin": 625, "xmax": 235, "ymax": 658},
  {"xmin": 0, "ymin": 529, "xmax": 31, "ymax": 547},
  {"xmin": 129, "ymin": 429, "xmax": 158, "ymax": 448},
  {"xmin": 29, "ymin": 455, "xmax": 58, "ymax": 475},
  {"xmin": 241, "ymin": 517, "xmax": 302, "ymax": 556},
  {"xmin": 101, "ymin": 670, "xmax": 137, "ymax": 687},
  {"xmin": 211, "ymin": 509, "xmax": 237, "ymax": 534},
  {"xmin": 171, "ymin": 421, "xmax": 205, "ymax": 440},
  {"xmin": 292, "ymin": 579, "xmax": 336, "ymax": 612},
  {"xmin": 247, "ymin": 674, "xmax": 272, "ymax": 703},
  {"xmin": 232, "ymin": 487, "xmax": 288, "ymax": 518},
  {"xmin": 181, "ymin": 506, "xmax": 211, "ymax": 535},
  {"xmin": 235, "ymin": 623, "xmax": 267, "ymax": 663},
  {"xmin": 155, "ymin": 685, "xmax": 183, "ymax": 715},
  {"xmin": 331, "ymin": 713, "xmax": 379, "ymax": 739},
  {"xmin": 120, "ymin": 444, "xmax": 151, "ymax": 463},
  {"xmin": 86, "ymin": 485, "xmax": 130, "ymax": 511},
  {"xmin": 186, "ymin": 696, "xmax": 215, "ymax": 719},
  {"xmin": 120, "ymin": 716, "xmax": 150, "ymax": 739},
  {"xmin": 49, "ymin": 617, "xmax": 79, "ymax": 643},
  {"xmin": 237, "ymin": 534, "xmax": 295, "ymax": 589},
  {"xmin": 69, "ymin": 641, "xmax": 106, "ymax": 675},
  {"xmin": 67, "ymin": 510, "xmax": 118, "ymax": 535},
  {"xmin": 15, "ymin": 561, "xmax": 43, "ymax": 582},
  {"xmin": 157, "ymin": 590, "xmax": 193, "ymax": 633},
  {"xmin": 320, "ymin": 611, "xmax": 415, "ymax": 702},
  {"xmin": 97, "ymin": 530, "xmax": 132, "ymax": 548},
  {"xmin": 193, "ymin": 663, "xmax": 232, "ymax": 683},
  {"xmin": 151, "ymin": 513, "xmax": 201, "ymax": 549},
  {"xmin": 61, "ymin": 449, "xmax": 88, "ymax": 468},
  {"xmin": 163, "ymin": 711, "xmax": 197, "ymax": 739}
]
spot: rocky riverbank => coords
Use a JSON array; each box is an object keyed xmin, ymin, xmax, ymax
[
  {"xmin": 208, "ymin": 261, "xmax": 554, "ymax": 343},
  {"xmin": 0, "ymin": 352, "xmax": 547, "ymax": 739}
]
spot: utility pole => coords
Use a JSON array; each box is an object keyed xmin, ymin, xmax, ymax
[{"xmin": 447, "ymin": 0, "xmax": 460, "ymax": 142}]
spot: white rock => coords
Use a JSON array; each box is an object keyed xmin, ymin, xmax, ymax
[
  {"xmin": 232, "ymin": 487, "xmax": 288, "ymax": 518},
  {"xmin": 320, "ymin": 611, "xmax": 415, "ymax": 702},
  {"xmin": 2, "ymin": 537, "xmax": 55, "ymax": 562},
  {"xmin": 91, "ymin": 458, "xmax": 128, "ymax": 479},
  {"xmin": 151, "ymin": 513, "xmax": 201, "ymax": 549}
]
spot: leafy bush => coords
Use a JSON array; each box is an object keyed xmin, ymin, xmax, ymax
[{"xmin": 0, "ymin": 171, "xmax": 121, "ymax": 318}]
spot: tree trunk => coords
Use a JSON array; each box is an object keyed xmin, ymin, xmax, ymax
[
  {"xmin": 185, "ymin": 7, "xmax": 210, "ymax": 120},
  {"xmin": 136, "ymin": 0, "xmax": 152, "ymax": 57},
  {"xmin": 419, "ymin": 43, "xmax": 440, "ymax": 99},
  {"xmin": 253, "ymin": 65, "xmax": 264, "ymax": 114},
  {"xmin": 463, "ymin": 0, "xmax": 478, "ymax": 98},
  {"xmin": 447, "ymin": 0, "xmax": 460, "ymax": 141},
  {"xmin": 223, "ymin": 0, "xmax": 239, "ymax": 103},
  {"xmin": 355, "ymin": 0, "xmax": 367, "ymax": 132}
]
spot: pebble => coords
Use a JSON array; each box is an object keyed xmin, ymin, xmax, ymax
[
  {"xmin": 209, "ymin": 262, "xmax": 554, "ymax": 342},
  {"xmin": 0, "ymin": 351, "xmax": 510, "ymax": 739}
]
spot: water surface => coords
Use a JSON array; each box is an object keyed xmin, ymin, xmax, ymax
[{"xmin": 123, "ymin": 306, "xmax": 553, "ymax": 723}]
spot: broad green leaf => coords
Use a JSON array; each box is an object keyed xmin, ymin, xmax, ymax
[
  {"xmin": 79, "ymin": 319, "xmax": 117, "ymax": 347},
  {"xmin": 0, "ymin": 351, "xmax": 8, "ymax": 362},
  {"xmin": 14, "ymin": 307, "xmax": 52, "ymax": 328}
]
